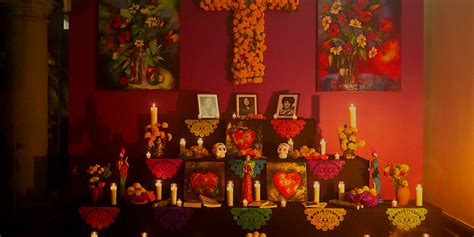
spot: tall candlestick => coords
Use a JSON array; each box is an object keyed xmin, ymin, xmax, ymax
[
  {"xmin": 155, "ymin": 180, "xmax": 162, "ymax": 201},
  {"xmin": 288, "ymin": 138, "xmax": 294, "ymax": 151},
  {"xmin": 91, "ymin": 231, "xmax": 98, "ymax": 237},
  {"xmin": 197, "ymin": 138, "xmax": 203, "ymax": 149},
  {"xmin": 177, "ymin": 198, "xmax": 183, "ymax": 207},
  {"xmin": 232, "ymin": 113, "xmax": 237, "ymax": 119},
  {"xmin": 338, "ymin": 181, "xmax": 345, "ymax": 201},
  {"xmin": 141, "ymin": 232, "xmax": 148, "ymax": 237},
  {"xmin": 179, "ymin": 138, "xmax": 186, "ymax": 154},
  {"xmin": 110, "ymin": 183, "xmax": 117, "ymax": 205},
  {"xmin": 416, "ymin": 184, "xmax": 423, "ymax": 206},
  {"xmin": 150, "ymin": 103, "xmax": 158, "ymax": 125},
  {"xmin": 170, "ymin": 183, "xmax": 178, "ymax": 205},
  {"xmin": 320, "ymin": 138, "xmax": 326, "ymax": 155},
  {"xmin": 227, "ymin": 181, "xmax": 234, "ymax": 207},
  {"xmin": 242, "ymin": 198, "xmax": 248, "ymax": 207},
  {"xmin": 254, "ymin": 181, "xmax": 261, "ymax": 202},
  {"xmin": 313, "ymin": 181, "xmax": 320, "ymax": 203},
  {"xmin": 349, "ymin": 104, "xmax": 357, "ymax": 128}
]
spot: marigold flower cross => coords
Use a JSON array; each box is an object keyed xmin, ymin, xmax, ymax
[{"xmin": 198, "ymin": 0, "xmax": 299, "ymax": 85}]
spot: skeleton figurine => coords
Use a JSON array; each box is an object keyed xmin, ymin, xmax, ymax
[
  {"xmin": 277, "ymin": 143, "xmax": 290, "ymax": 159},
  {"xmin": 212, "ymin": 142, "xmax": 227, "ymax": 159}
]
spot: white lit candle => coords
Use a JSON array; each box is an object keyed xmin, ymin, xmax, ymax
[
  {"xmin": 335, "ymin": 152, "xmax": 340, "ymax": 160},
  {"xmin": 198, "ymin": 114, "xmax": 202, "ymax": 119},
  {"xmin": 281, "ymin": 199, "xmax": 287, "ymax": 207},
  {"xmin": 141, "ymin": 232, "xmax": 148, "ymax": 237},
  {"xmin": 155, "ymin": 180, "xmax": 162, "ymax": 201},
  {"xmin": 320, "ymin": 138, "xmax": 326, "ymax": 155},
  {"xmin": 146, "ymin": 151, "xmax": 151, "ymax": 159},
  {"xmin": 91, "ymin": 231, "xmax": 98, "ymax": 237},
  {"xmin": 338, "ymin": 181, "xmax": 345, "ymax": 201},
  {"xmin": 416, "ymin": 184, "xmax": 423, "ymax": 206},
  {"xmin": 254, "ymin": 181, "xmax": 261, "ymax": 202},
  {"xmin": 232, "ymin": 113, "xmax": 237, "ymax": 119},
  {"xmin": 150, "ymin": 103, "xmax": 158, "ymax": 125},
  {"xmin": 110, "ymin": 183, "xmax": 117, "ymax": 205},
  {"xmin": 292, "ymin": 114, "xmax": 297, "ymax": 120},
  {"xmin": 273, "ymin": 113, "xmax": 278, "ymax": 119},
  {"xmin": 170, "ymin": 183, "xmax": 178, "ymax": 205},
  {"xmin": 392, "ymin": 199, "xmax": 398, "ymax": 207},
  {"xmin": 216, "ymin": 113, "xmax": 220, "ymax": 119},
  {"xmin": 349, "ymin": 104, "xmax": 357, "ymax": 128},
  {"xmin": 197, "ymin": 138, "xmax": 203, "ymax": 149},
  {"xmin": 227, "ymin": 181, "xmax": 234, "ymax": 207},
  {"xmin": 179, "ymin": 138, "xmax": 186, "ymax": 154},
  {"xmin": 313, "ymin": 181, "xmax": 320, "ymax": 203},
  {"xmin": 177, "ymin": 198, "xmax": 182, "ymax": 207},
  {"xmin": 242, "ymin": 198, "xmax": 248, "ymax": 207},
  {"xmin": 288, "ymin": 138, "xmax": 294, "ymax": 151}
]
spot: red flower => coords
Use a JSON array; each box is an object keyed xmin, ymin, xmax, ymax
[
  {"xmin": 358, "ymin": 11, "xmax": 372, "ymax": 23},
  {"xmin": 384, "ymin": 172, "xmax": 389, "ymax": 177},
  {"xmin": 119, "ymin": 76, "xmax": 128, "ymax": 86},
  {"xmin": 356, "ymin": 0, "xmax": 369, "ymax": 8},
  {"xmin": 118, "ymin": 31, "xmax": 131, "ymax": 44},
  {"xmin": 337, "ymin": 14, "xmax": 346, "ymax": 24},
  {"xmin": 110, "ymin": 16, "xmax": 121, "ymax": 29},
  {"xmin": 367, "ymin": 31, "xmax": 377, "ymax": 41},
  {"xmin": 146, "ymin": 67, "xmax": 164, "ymax": 84},
  {"xmin": 399, "ymin": 171, "xmax": 405, "ymax": 176},
  {"xmin": 321, "ymin": 3, "xmax": 329, "ymax": 11},
  {"xmin": 150, "ymin": 0, "xmax": 158, "ymax": 4},
  {"xmin": 380, "ymin": 20, "xmax": 393, "ymax": 33},
  {"xmin": 322, "ymin": 41, "xmax": 331, "ymax": 50},
  {"xmin": 327, "ymin": 24, "xmax": 340, "ymax": 36}
]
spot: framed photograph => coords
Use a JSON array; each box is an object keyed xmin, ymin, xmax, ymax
[
  {"xmin": 276, "ymin": 94, "xmax": 299, "ymax": 118},
  {"xmin": 236, "ymin": 94, "xmax": 257, "ymax": 118},
  {"xmin": 198, "ymin": 94, "xmax": 219, "ymax": 118}
]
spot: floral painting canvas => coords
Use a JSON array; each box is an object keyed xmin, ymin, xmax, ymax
[
  {"xmin": 317, "ymin": 0, "xmax": 401, "ymax": 91},
  {"xmin": 97, "ymin": 0, "xmax": 179, "ymax": 90},
  {"xmin": 266, "ymin": 162, "xmax": 307, "ymax": 202}
]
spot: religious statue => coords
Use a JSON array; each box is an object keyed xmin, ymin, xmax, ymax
[
  {"xmin": 116, "ymin": 148, "xmax": 129, "ymax": 199},
  {"xmin": 369, "ymin": 149, "xmax": 383, "ymax": 203},
  {"xmin": 241, "ymin": 155, "xmax": 255, "ymax": 203}
]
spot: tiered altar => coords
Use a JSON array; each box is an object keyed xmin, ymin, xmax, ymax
[{"xmin": 74, "ymin": 110, "xmax": 441, "ymax": 237}]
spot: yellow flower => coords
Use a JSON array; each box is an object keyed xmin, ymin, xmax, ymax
[
  {"xmin": 401, "ymin": 164, "xmax": 409, "ymax": 173},
  {"xmin": 348, "ymin": 143, "xmax": 357, "ymax": 150},
  {"xmin": 401, "ymin": 180, "xmax": 409, "ymax": 187},
  {"xmin": 369, "ymin": 46, "xmax": 378, "ymax": 59},
  {"xmin": 337, "ymin": 127, "xmax": 344, "ymax": 133},
  {"xmin": 162, "ymin": 122, "xmax": 169, "ymax": 128},
  {"xmin": 341, "ymin": 144, "xmax": 347, "ymax": 151},
  {"xmin": 349, "ymin": 135, "xmax": 356, "ymax": 142},
  {"xmin": 341, "ymin": 139, "xmax": 348, "ymax": 145},
  {"xmin": 329, "ymin": 46, "xmax": 343, "ymax": 55},
  {"xmin": 339, "ymin": 133, "xmax": 347, "ymax": 139},
  {"xmin": 322, "ymin": 16, "xmax": 331, "ymax": 31},
  {"xmin": 349, "ymin": 19, "xmax": 362, "ymax": 28},
  {"xmin": 330, "ymin": 1, "xmax": 342, "ymax": 14},
  {"xmin": 358, "ymin": 140, "xmax": 366, "ymax": 147},
  {"xmin": 356, "ymin": 34, "xmax": 367, "ymax": 48}
]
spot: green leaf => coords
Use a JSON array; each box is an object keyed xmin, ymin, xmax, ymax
[
  {"xmin": 359, "ymin": 48, "xmax": 367, "ymax": 61},
  {"xmin": 150, "ymin": 39, "xmax": 157, "ymax": 54},
  {"xmin": 98, "ymin": 8, "xmax": 112, "ymax": 19},
  {"xmin": 122, "ymin": 59, "xmax": 131, "ymax": 70},
  {"xmin": 120, "ymin": 9, "xmax": 132, "ymax": 20},
  {"xmin": 369, "ymin": 4, "xmax": 380, "ymax": 11}
]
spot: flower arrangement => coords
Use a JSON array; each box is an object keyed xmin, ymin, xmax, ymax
[
  {"xmin": 180, "ymin": 146, "xmax": 210, "ymax": 159},
  {"xmin": 319, "ymin": 0, "xmax": 385, "ymax": 89},
  {"xmin": 345, "ymin": 185, "xmax": 379, "ymax": 207},
  {"xmin": 198, "ymin": 0, "xmax": 299, "ymax": 85},
  {"xmin": 73, "ymin": 163, "xmax": 113, "ymax": 189},
  {"xmin": 337, "ymin": 124, "xmax": 365, "ymax": 159},
  {"xmin": 383, "ymin": 163, "xmax": 409, "ymax": 189},
  {"xmin": 144, "ymin": 122, "xmax": 172, "ymax": 157},
  {"xmin": 98, "ymin": 0, "xmax": 179, "ymax": 88}
]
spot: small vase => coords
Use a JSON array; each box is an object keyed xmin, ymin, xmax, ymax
[
  {"xmin": 90, "ymin": 185, "xmax": 104, "ymax": 204},
  {"xmin": 396, "ymin": 186, "xmax": 410, "ymax": 206},
  {"xmin": 130, "ymin": 50, "xmax": 147, "ymax": 85}
]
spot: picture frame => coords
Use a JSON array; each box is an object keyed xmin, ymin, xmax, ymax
[
  {"xmin": 184, "ymin": 161, "xmax": 225, "ymax": 201},
  {"xmin": 197, "ymin": 94, "xmax": 220, "ymax": 118},
  {"xmin": 266, "ymin": 162, "xmax": 307, "ymax": 202},
  {"xmin": 236, "ymin": 94, "xmax": 257, "ymax": 118},
  {"xmin": 276, "ymin": 93, "xmax": 299, "ymax": 118}
]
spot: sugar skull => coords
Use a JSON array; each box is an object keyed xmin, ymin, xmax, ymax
[
  {"xmin": 277, "ymin": 143, "xmax": 290, "ymax": 159},
  {"xmin": 212, "ymin": 142, "xmax": 227, "ymax": 159}
]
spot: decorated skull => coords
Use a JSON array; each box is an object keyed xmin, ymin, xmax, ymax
[
  {"xmin": 277, "ymin": 143, "xmax": 290, "ymax": 159},
  {"xmin": 212, "ymin": 143, "xmax": 227, "ymax": 159}
]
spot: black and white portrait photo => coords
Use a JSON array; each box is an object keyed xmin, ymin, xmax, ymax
[
  {"xmin": 276, "ymin": 94, "xmax": 299, "ymax": 118},
  {"xmin": 236, "ymin": 94, "xmax": 257, "ymax": 118},
  {"xmin": 198, "ymin": 94, "xmax": 219, "ymax": 118}
]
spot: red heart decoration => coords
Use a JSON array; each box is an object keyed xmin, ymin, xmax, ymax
[
  {"xmin": 273, "ymin": 172, "xmax": 302, "ymax": 199},
  {"xmin": 232, "ymin": 128, "xmax": 256, "ymax": 150},
  {"xmin": 190, "ymin": 172, "xmax": 219, "ymax": 197}
]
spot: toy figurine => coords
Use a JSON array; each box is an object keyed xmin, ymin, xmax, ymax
[
  {"xmin": 116, "ymin": 148, "xmax": 129, "ymax": 199},
  {"xmin": 369, "ymin": 148, "xmax": 383, "ymax": 203},
  {"xmin": 241, "ymin": 155, "xmax": 255, "ymax": 203}
]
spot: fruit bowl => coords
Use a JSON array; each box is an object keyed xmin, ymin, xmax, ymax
[
  {"xmin": 125, "ymin": 183, "xmax": 156, "ymax": 205},
  {"xmin": 345, "ymin": 186, "xmax": 379, "ymax": 207}
]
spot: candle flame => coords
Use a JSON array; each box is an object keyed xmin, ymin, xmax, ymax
[{"xmin": 152, "ymin": 103, "xmax": 156, "ymax": 107}]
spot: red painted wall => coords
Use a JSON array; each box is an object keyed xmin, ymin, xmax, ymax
[{"xmin": 69, "ymin": 0, "xmax": 423, "ymax": 199}]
